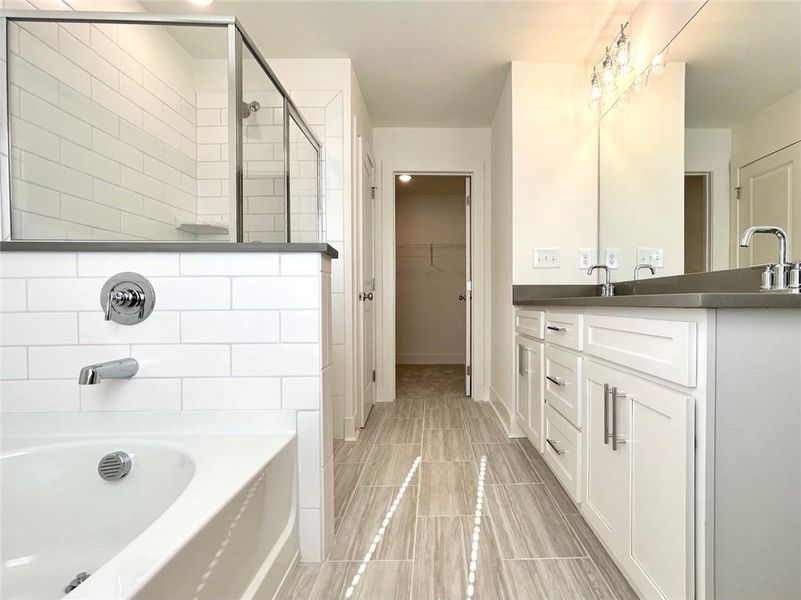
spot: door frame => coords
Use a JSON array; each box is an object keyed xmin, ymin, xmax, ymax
[
  {"xmin": 355, "ymin": 135, "xmax": 375, "ymax": 429},
  {"xmin": 382, "ymin": 170, "xmax": 474, "ymax": 400},
  {"xmin": 684, "ymin": 171, "xmax": 712, "ymax": 272}
]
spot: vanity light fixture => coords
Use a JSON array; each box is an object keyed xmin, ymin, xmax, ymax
[
  {"xmin": 589, "ymin": 21, "xmax": 633, "ymax": 103},
  {"xmin": 398, "ymin": 174, "xmax": 412, "ymax": 183},
  {"xmin": 614, "ymin": 23, "xmax": 632, "ymax": 75}
]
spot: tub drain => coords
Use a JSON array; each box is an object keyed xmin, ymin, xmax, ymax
[
  {"xmin": 65, "ymin": 572, "xmax": 90, "ymax": 593},
  {"xmin": 98, "ymin": 451, "xmax": 132, "ymax": 481}
]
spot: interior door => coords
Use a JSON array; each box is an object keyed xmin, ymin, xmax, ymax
[
  {"xmin": 737, "ymin": 142, "xmax": 801, "ymax": 266},
  {"xmin": 358, "ymin": 139, "xmax": 375, "ymax": 428},
  {"xmin": 464, "ymin": 177, "xmax": 472, "ymax": 396}
]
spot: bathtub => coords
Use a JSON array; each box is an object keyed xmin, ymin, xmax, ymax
[{"xmin": 0, "ymin": 412, "xmax": 298, "ymax": 600}]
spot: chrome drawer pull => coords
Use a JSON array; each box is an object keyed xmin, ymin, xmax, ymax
[
  {"xmin": 611, "ymin": 387, "xmax": 627, "ymax": 451},
  {"xmin": 603, "ymin": 383, "xmax": 610, "ymax": 445},
  {"xmin": 546, "ymin": 438, "xmax": 565, "ymax": 455},
  {"xmin": 546, "ymin": 375, "xmax": 564, "ymax": 387},
  {"xmin": 546, "ymin": 325, "xmax": 566, "ymax": 332}
]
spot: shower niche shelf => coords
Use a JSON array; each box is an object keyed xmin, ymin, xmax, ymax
[{"xmin": 175, "ymin": 222, "xmax": 231, "ymax": 235}]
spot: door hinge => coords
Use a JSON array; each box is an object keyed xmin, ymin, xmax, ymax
[
  {"xmin": 466, "ymin": 365, "xmax": 472, "ymax": 376},
  {"xmin": 735, "ymin": 186, "xmax": 741, "ymax": 200},
  {"xmin": 370, "ymin": 186, "xmax": 377, "ymax": 199},
  {"xmin": 372, "ymin": 369, "xmax": 376, "ymax": 382}
]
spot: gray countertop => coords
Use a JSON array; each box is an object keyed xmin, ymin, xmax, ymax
[
  {"xmin": 513, "ymin": 292, "xmax": 801, "ymax": 309},
  {"xmin": 512, "ymin": 268, "xmax": 801, "ymax": 308},
  {"xmin": 0, "ymin": 241, "xmax": 339, "ymax": 258}
]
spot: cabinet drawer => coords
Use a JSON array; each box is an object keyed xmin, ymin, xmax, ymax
[
  {"xmin": 545, "ymin": 310, "xmax": 583, "ymax": 351},
  {"xmin": 544, "ymin": 344, "xmax": 582, "ymax": 428},
  {"xmin": 516, "ymin": 308, "xmax": 545, "ymax": 339},
  {"xmin": 543, "ymin": 404, "xmax": 581, "ymax": 503},
  {"xmin": 583, "ymin": 314, "xmax": 697, "ymax": 387}
]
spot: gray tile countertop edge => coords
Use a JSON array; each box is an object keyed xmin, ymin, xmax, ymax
[{"xmin": 0, "ymin": 241, "xmax": 339, "ymax": 258}]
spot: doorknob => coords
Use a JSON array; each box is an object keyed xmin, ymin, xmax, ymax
[
  {"xmin": 359, "ymin": 291, "xmax": 374, "ymax": 301},
  {"xmin": 458, "ymin": 294, "xmax": 466, "ymax": 301}
]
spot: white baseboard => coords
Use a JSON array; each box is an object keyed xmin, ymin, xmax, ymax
[
  {"xmin": 488, "ymin": 385, "xmax": 524, "ymax": 439},
  {"xmin": 343, "ymin": 416, "xmax": 357, "ymax": 441},
  {"xmin": 396, "ymin": 353, "xmax": 465, "ymax": 365}
]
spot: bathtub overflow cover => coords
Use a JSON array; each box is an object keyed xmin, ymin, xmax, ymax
[{"xmin": 98, "ymin": 451, "xmax": 132, "ymax": 481}]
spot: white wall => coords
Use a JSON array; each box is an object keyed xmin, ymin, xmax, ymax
[
  {"xmin": 489, "ymin": 70, "xmax": 513, "ymax": 425},
  {"xmin": 599, "ymin": 63, "xmax": 685, "ymax": 277},
  {"xmin": 511, "ymin": 62, "xmax": 598, "ymax": 284},
  {"xmin": 395, "ymin": 184, "xmax": 465, "ymax": 364},
  {"xmin": 731, "ymin": 88, "xmax": 801, "ymax": 169},
  {"xmin": 0, "ymin": 250, "xmax": 334, "ymax": 562},
  {"xmin": 685, "ymin": 128, "xmax": 732, "ymax": 271},
  {"xmin": 373, "ymin": 127, "xmax": 490, "ymax": 403}
]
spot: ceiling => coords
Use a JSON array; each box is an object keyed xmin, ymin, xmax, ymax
[
  {"xmin": 670, "ymin": 0, "xmax": 801, "ymax": 129},
  {"xmin": 141, "ymin": 0, "xmax": 632, "ymax": 127}
]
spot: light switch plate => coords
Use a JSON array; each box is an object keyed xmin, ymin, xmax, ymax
[
  {"xmin": 577, "ymin": 249, "xmax": 593, "ymax": 270},
  {"xmin": 532, "ymin": 248, "xmax": 561, "ymax": 269},
  {"xmin": 604, "ymin": 248, "xmax": 620, "ymax": 269},
  {"xmin": 637, "ymin": 247, "xmax": 664, "ymax": 268}
]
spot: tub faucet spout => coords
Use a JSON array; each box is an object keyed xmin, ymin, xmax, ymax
[{"xmin": 78, "ymin": 358, "xmax": 138, "ymax": 385}]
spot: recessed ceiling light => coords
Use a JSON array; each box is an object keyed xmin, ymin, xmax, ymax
[
  {"xmin": 188, "ymin": 0, "xmax": 214, "ymax": 6},
  {"xmin": 398, "ymin": 174, "xmax": 412, "ymax": 183}
]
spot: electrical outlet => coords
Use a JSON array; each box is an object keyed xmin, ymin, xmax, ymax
[
  {"xmin": 532, "ymin": 248, "xmax": 561, "ymax": 269},
  {"xmin": 637, "ymin": 247, "xmax": 664, "ymax": 268},
  {"xmin": 604, "ymin": 248, "xmax": 620, "ymax": 269},
  {"xmin": 577, "ymin": 249, "xmax": 593, "ymax": 270}
]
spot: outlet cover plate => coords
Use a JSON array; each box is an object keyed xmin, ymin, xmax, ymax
[
  {"xmin": 577, "ymin": 249, "xmax": 593, "ymax": 270},
  {"xmin": 637, "ymin": 247, "xmax": 664, "ymax": 268},
  {"xmin": 532, "ymin": 248, "xmax": 561, "ymax": 269},
  {"xmin": 604, "ymin": 248, "xmax": 620, "ymax": 270}
]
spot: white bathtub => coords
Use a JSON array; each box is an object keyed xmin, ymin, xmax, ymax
[{"xmin": 0, "ymin": 413, "xmax": 298, "ymax": 600}]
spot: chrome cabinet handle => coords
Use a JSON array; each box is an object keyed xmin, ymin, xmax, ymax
[
  {"xmin": 611, "ymin": 386, "xmax": 627, "ymax": 451},
  {"xmin": 546, "ymin": 325, "xmax": 565, "ymax": 332},
  {"xmin": 546, "ymin": 375, "xmax": 563, "ymax": 387},
  {"xmin": 458, "ymin": 294, "xmax": 466, "ymax": 301},
  {"xmin": 546, "ymin": 438, "xmax": 565, "ymax": 456},
  {"xmin": 603, "ymin": 383, "xmax": 610, "ymax": 445}
]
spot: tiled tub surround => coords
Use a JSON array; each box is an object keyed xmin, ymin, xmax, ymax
[{"xmin": 0, "ymin": 250, "xmax": 335, "ymax": 562}]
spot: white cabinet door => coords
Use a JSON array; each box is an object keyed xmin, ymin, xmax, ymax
[
  {"xmin": 583, "ymin": 361, "xmax": 629, "ymax": 557},
  {"xmin": 527, "ymin": 340, "xmax": 544, "ymax": 452},
  {"xmin": 515, "ymin": 337, "xmax": 530, "ymax": 427},
  {"xmin": 582, "ymin": 361, "xmax": 695, "ymax": 600}
]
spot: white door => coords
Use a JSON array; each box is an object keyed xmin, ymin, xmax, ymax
[
  {"xmin": 464, "ymin": 177, "xmax": 472, "ymax": 396},
  {"xmin": 357, "ymin": 139, "xmax": 375, "ymax": 428},
  {"xmin": 736, "ymin": 141, "xmax": 801, "ymax": 266},
  {"xmin": 515, "ymin": 337, "xmax": 530, "ymax": 428},
  {"xmin": 527, "ymin": 340, "xmax": 544, "ymax": 452}
]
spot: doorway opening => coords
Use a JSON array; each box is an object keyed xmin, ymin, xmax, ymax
[
  {"xmin": 684, "ymin": 173, "xmax": 712, "ymax": 273},
  {"xmin": 394, "ymin": 174, "xmax": 472, "ymax": 398}
]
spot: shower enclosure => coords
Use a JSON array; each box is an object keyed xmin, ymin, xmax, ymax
[{"xmin": 0, "ymin": 11, "xmax": 322, "ymax": 243}]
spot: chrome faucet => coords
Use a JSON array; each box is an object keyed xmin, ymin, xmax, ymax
[
  {"xmin": 78, "ymin": 358, "xmax": 139, "ymax": 385},
  {"xmin": 739, "ymin": 226, "xmax": 791, "ymax": 291},
  {"xmin": 634, "ymin": 263, "xmax": 656, "ymax": 281},
  {"xmin": 587, "ymin": 265, "xmax": 615, "ymax": 297}
]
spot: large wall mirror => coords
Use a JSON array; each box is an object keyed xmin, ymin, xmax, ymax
[{"xmin": 599, "ymin": 0, "xmax": 801, "ymax": 280}]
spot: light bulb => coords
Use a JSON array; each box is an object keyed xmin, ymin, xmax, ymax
[
  {"xmin": 601, "ymin": 50, "xmax": 615, "ymax": 85},
  {"xmin": 615, "ymin": 24, "xmax": 631, "ymax": 64},
  {"xmin": 651, "ymin": 49, "xmax": 668, "ymax": 76},
  {"xmin": 590, "ymin": 68, "xmax": 602, "ymax": 103},
  {"xmin": 398, "ymin": 174, "xmax": 412, "ymax": 183}
]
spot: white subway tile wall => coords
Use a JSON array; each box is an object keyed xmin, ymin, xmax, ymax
[
  {"xmin": 8, "ymin": 20, "xmax": 207, "ymax": 241},
  {"xmin": 0, "ymin": 250, "xmax": 334, "ymax": 561}
]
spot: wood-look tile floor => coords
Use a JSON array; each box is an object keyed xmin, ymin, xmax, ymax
[{"xmin": 277, "ymin": 365, "xmax": 639, "ymax": 600}]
